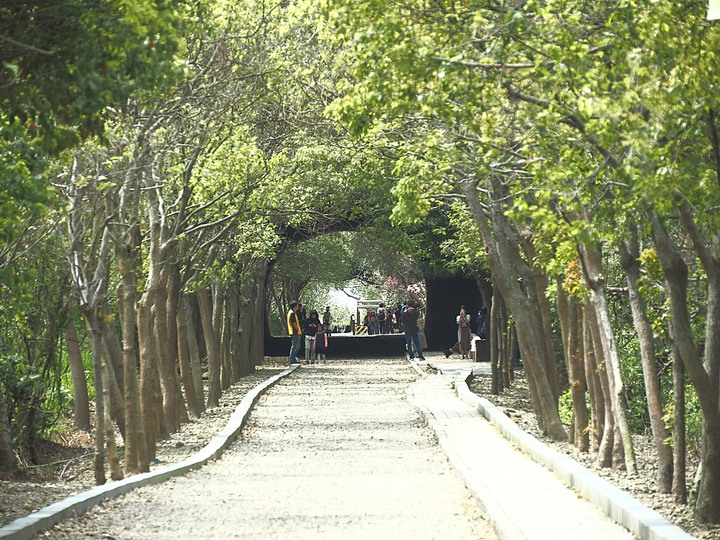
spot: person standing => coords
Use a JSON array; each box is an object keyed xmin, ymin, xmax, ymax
[
  {"xmin": 444, "ymin": 305, "xmax": 472, "ymax": 359},
  {"xmin": 456, "ymin": 306, "xmax": 472, "ymax": 359},
  {"xmin": 287, "ymin": 301, "xmax": 302, "ymax": 365},
  {"xmin": 323, "ymin": 306, "xmax": 332, "ymax": 328},
  {"xmin": 401, "ymin": 300, "xmax": 424, "ymax": 360},
  {"xmin": 475, "ymin": 307, "xmax": 487, "ymax": 340},
  {"xmin": 315, "ymin": 323, "xmax": 330, "ymax": 363},
  {"xmin": 303, "ymin": 309, "xmax": 322, "ymax": 364}
]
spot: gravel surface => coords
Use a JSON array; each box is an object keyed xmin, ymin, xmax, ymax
[{"xmin": 39, "ymin": 360, "xmax": 496, "ymax": 539}]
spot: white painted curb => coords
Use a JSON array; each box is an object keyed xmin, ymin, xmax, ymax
[
  {"xmin": 0, "ymin": 365, "xmax": 300, "ymax": 540},
  {"xmin": 453, "ymin": 371, "xmax": 696, "ymax": 540}
]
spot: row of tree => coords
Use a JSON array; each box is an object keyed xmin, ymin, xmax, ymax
[
  {"xmin": 2, "ymin": 0, "xmax": 720, "ymax": 528},
  {"xmin": 0, "ymin": 0, "xmax": 400, "ymax": 486},
  {"xmin": 323, "ymin": 0, "xmax": 720, "ymax": 524}
]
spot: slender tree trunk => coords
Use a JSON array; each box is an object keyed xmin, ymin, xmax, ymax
[
  {"xmin": 583, "ymin": 310, "xmax": 603, "ymax": 453},
  {"xmin": 460, "ymin": 179, "xmax": 566, "ymax": 441},
  {"xmin": 249, "ymin": 261, "xmax": 270, "ymax": 372},
  {"xmin": 116, "ymin": 257, "xmax": 148, "ymax": 474},
  {"xmin": 65, "ymin": 319, "xmax": 91, "ymax": 431},
  {"xmin": 137, "ymin": 291, "xmax": 162, "ymax": 461},
  {"xmin": 651, "ymin": 211, "xmax": 720, "ymax": 522},
  {"xmin": 585, "ymin": 301, "xmax": 613, "ymax": 467},
  {"xmin": 183, "ymin": 296, "xmax": 205, "ymax": 413},
  {"xmin": 489, "ymin": 292, "xmax": 500, "ymax": 395},
  {"xmin": 198, "ymin": 288, "xmax": 220, "ymax": 407},
  {"xmin": 101, "ymin": 332, "xmax": 126, "ymax": 439},
  {"xmin": 219, "ymin": 292, "xmax": 232, "ymax": 390},
  {"xmin": 0, "ymin": 390, "xmax": 16, "ymax": 474},
  {"xmin": 557, "ymin": 280, "xmax": 589, "ymax": 452},
  {"xmin": 619, "ymin": 236, "xmax": 672, "ymax": 491},
  {"xmin": 85, "ymin": 311, "xmax": 106, "ymax": 485},
  {"xmin": 578, "ymin": 244, "xmax": 636, "ymax": 473},
  {"xmin": 154, "ymin": 271, "xmax": 188, "ymax": 432},
  {"xmin": 227, "ymin": 286, "xmax": 242, "ymax": 380},
  {"xmin": 177, "ymin": 296, "xmax": 201, "ymax": 418},
  {"xmin": 102, "ymin": 355, "xmax": 123, "ymax": 481},
  {"xmin": 671, "ymin": 337, "xmax": 687, "ymax": 504}
]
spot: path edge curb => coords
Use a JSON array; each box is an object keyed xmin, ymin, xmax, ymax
[
  {"xmin": 407, "ymin": 361, "xmax": 523, "ymax": 540},
  {"xmin": 0, "ymin": 364, "xmax": 300, "ymax": 540},
  {"xmin": 453, "ymin": 370, "xmax": 697, "ymax": 540}
]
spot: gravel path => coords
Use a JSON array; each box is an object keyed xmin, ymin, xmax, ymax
[{"xmin": 42, "ymin": 360, "xmax": 496, "ymax": 539}]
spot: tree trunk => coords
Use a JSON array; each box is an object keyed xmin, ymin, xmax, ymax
[
  {"xmin": 557, "ymin": 279, "xmax": 589, "ymax": 452},
  {"xmin": 578, "ymin": 244, "xmax": 636, "ymax": 473},
  {"xmin": 154, "ymin": 270, "xmax": 188, "ymax": 433},
  {"xmin": 137, "ymin": 291, "xmax": 162, "ymax": 461},
  {"xmin": 219, "ymin": 292, "xmax": 233, "ymax": 389},
  {"xmin": 0, "ymin": 390, "xmax": 16, "ymax": 474},
  {"xmin": 102, "ymin": 355, "xmax": 123, "ymax": 481},
  {"xmin": 85, "ymin": 310, "xmax": 106, "ymax": 485},
  {"xmin": 249, "ymin": 261, "xmax": 270, "ymax": 372},
  {"xmin": 116, "ymin": 256, "xmax": 148, "ymax": 474},
  {"xmin": 585, "ymin": 301, "xmax": 613, "ymax": 467},
  {"xmin": 460, "ymin": 178, "xmax": 566, "ymax": 441},
  {"xmin": 583, "ymin": 310, "xmax": 603, "ymax": 453},
  {"xmin": 651, "ymin": 211, "xmax": 720, "ymax": 522},
  {"xmin": 619, "ymin": 236, "xmax": 672, "ymax": 491},
  {"xmin": 101, "ymin": 331, "xmax": 126, "ymax": 439},
  {"xmin": 65, "ymin": 319, "xmax": 91, "ymax": 431},
  {"xmin": 177, "ymin": 296, "xmax": 202, "ymax": 418},
  {"xmin": 227, "ymin": 287, "xmax": 242, "ymax": 379},
  {"xmin": 489, "ymin": 292, "xmax": 500, "ymax": 395},
  {"xmin": 671, "ymin": 338, "xmax": 687, "ymax": 504},
  {"xmin": 183, "ymin": 296, "xmax": 205, "ymax": 413},
  {"xmin": 198, "ymin": 287, "xmax": 220, "ymax": 407}
]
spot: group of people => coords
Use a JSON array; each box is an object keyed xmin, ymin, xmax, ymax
[
  {"xmin": 287, "ymin": 302, "xmax": 332, "ymax": 365},
  {"xmin": 361, "ymin": 302, "xmax": 404, "ymax": 335}
]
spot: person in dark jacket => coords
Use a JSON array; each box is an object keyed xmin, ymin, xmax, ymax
[
  {"xmin": 303, "ymin": 309, "xmax": 322, "ymax": 364},
  {"xmin": 401, "ymin": 300, "xmax": 424, "ymax": 360}
]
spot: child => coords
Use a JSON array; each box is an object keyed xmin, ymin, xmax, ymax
[{"xmin": 315, "ymin": 324, "xmax": 329, "ymax": 364}]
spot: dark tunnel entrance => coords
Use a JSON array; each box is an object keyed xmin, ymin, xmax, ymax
[{"xmin": 264, "ymin": 276, "xmax": 486, "ymax": 359}]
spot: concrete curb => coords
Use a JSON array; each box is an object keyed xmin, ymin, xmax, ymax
[
  {"xmin": 453, "ymin": 370, "xmax": 696, "ymax": 540},
  {"xmin": 0, "ymin": 364, "xmax": 300, "ymax": 540}
]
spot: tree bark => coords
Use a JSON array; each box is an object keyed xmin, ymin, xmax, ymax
[
  {"xmin": 557, "ymin": 279, "xmax": 589, "ymax": 452},
  {"xmin": 102, "ymin": 354, "xmax": 123, "ymax": 481},
  {"xmin": 0, "ymin": 389, "xmax": 16, "ymax": 474},
  {"xmin": 671, "ymin": 337, "xmax": 687, "ymax": 504},
  {"xmin": 459, "ymin": 178, "xmax": 566, "ymax": 441},
  {"xmin": 578, "ymin": 244, "xmax": 636, "ymax": 473},
  {"xmin": 101, "ymin": 331, "xmax": 126, "ymax": 439},
  {"xmin": 619, "ymin": 235, "xmax": 672, "ymax": 491},
  {"xmin": 85, "ymin": 310, "xmax": 106, "ymax": 485},
  {"xmin": 183, "ymin": 296, "xmax": 205, "ymax": 413},
  {"xmin": 198, "ymin": 287, "xmax": 220, "ymax": 407},
  {"xmin": 651, "ymin": 211, "xmax": 720, "ymax": 522},
  {"xmin": 585, "ymin": 301, "xmax": 613, "ymax": 467},
  {"xmin": 65, "ymin": 318, "xmax": 91, "ymax": 431},
  {"xmin": 219, "ymin": 291, "xmax": 233, "ymax": 389},
  {"xmin": 116, "ymin": 247, "xmax": 149, "ymax": 474},
  {"xmin": 583, "ymin": 310, "xmax": 603, "ymax": 453},
  {"xmin": 154, "ymin": 269, "xmax": 188, "ymax": 433},
  {"xmin": 177, "ymin": 296, "xmax": 202, "ymax": 418},
  {"xmin": 137, "ymin": 290, "xmax": 162, "ymax": 461}
]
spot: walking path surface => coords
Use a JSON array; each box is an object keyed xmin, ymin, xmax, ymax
[
  {"xmin": 2, "ymin": 355, "xmax": 696, "ymax": 539},
  {"xmin": 28, "ymin": 360, "xmax": 495, "ymax": 539},
  {"xmin": 413, "ymin": 355, "xmax": 694, "ymax": 540}
]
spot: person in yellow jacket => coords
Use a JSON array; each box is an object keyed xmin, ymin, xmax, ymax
[{"xmin": 287, "ymin": 301, "xmax": 302, "ymax": 364}]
